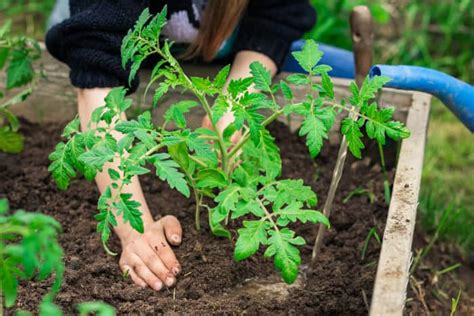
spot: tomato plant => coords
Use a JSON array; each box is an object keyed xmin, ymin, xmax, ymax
[
  {"xmin": 0, "ymin": 20, "xmax": 41, "ymax": 154},
  {"xmin": 49, "ymin": 7, "xmax": 409, "ymax": 284},
  {"xmin": 0, "ymin": 199, "xmax": 115, "ymax": 315},
  {"xmin": 0, "ymin": 199, "xmax": 63, "ymax": 314}
]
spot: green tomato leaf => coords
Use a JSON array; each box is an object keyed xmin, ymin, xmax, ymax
[
  {"xmin": 79, "ymin": 145, "xmax": 115, "ymax": 171},
  {"xmin": 48, "ymin": 142, "xmax": 76, "ymax": 190},
  {"xmin": 105, "ymin": 87, "xmax": 132, "ymax": 113},
  {"xmin": 213, "ymin": 64, "xmax": 231, "ymax": 90},
  {"xmin": 279, "ymin": 80, "xmax": 293, "ymax": 100},
  {"xmin": 0, "ymin": 198, "xmax": 8, "ymax": 214},
  {"xmin": 164, "ymin": 100, "xmax": 198, "ymax": 128},
  {"xmin": 6, "ymin": 49, "xmax": 34, "ymax": 89},
  {"xmin": 249, "ymin": 61, "xmax": 272, "ymax": 92},
  {"xmin": 227, "ymin": 77, "xmax": 253, "ymax": 98},
  {"xmin": 264, "ymin": 228, "xmax": 303, "ymax": 284},
  {"xmin": 286, "ymin": 73, "xmax": 310, "ymax": 85},
  {"xmin": 0, "ymin": 128, "xmax": 24, "ymax": 154},
  {"xmin": 264, "ymin": 179, "xmax": 318, "ymax": 209},
  {"xmin": 211, "ymin": 95, "xmax": 229, "ymax": 125},
  {"xmin": 275, "ymin": 202, "xmax": 329, "ymax": 226},
  {"xmin": 214, "ymin": 184, "xmax": 243, "ymax": 211},
  {"xmin": 114, "ymin": 193, "xmax": 144, "ymax": 233},
  {"xmin": 196, "ymin": 168, "xmax": 228, "ymax": 189},
  {"xmin": 153, "ymin": 82, "xmax": 169, "ymax": 107},
  {"xmin": 321, "ymin": 72, "xmax": 334, "ymax": 100},
  {"xmin": 291, "ymin": 39, "xmax": 323, "ymax": 73},
  {"xmin": 76, "ymin": 302, "xmax": 116, "ymax": 316},
  {"xmin": 151, "ymin": 153, "xmax": 190, "ymax": 197},
  {"xmin": 299, "ymin": 113, "xmax": 327, "ymax": 158},
  {"xmin": 234, "ymin": 220, "xmax": 270, "ymax": 261},
  {"xmin": 341, "ymin": 117, "xmax": 365, "ymax": 159},
  {"xmin": 0, "ymin": 258, "xmax": 18, "ymax": 307},
  {"xmin": 185, "ymin": 132, "xmax": 216, "ymax": 163}
]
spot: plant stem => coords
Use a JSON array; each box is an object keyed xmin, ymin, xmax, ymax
[
  {"xmin": 188, "ymin": 155, "xmax": 208, "ymax": 168},
  {"xmin": 193, "ymin": 189, "xmax": 201, "ymax": 231},
  {"xmin": 161, "ymin": 50, "xmax": 229, "ymax": 172},
  {"xmin": 228, "ymin": 109, "xmax": 284, "ymax": 159},
  {"xmin": 324, "ymin": 100, "xmax": 399, "ymax": 133},
  {"xmin": 193, "ymin": 92, "xmax": 229, "ymax": 172},
  {"xmin": 257, "ymin": 198, "xmax": 279, "ymax": 232}
]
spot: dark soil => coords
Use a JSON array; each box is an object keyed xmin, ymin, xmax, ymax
[{"xmin": 2, "ymin": 120, "xmax": 394, "ymax": 315}]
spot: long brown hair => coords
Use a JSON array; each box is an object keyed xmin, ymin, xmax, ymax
[{"xmin": 182, "ymin": 0, "xmax": 249, "ymax": 61}]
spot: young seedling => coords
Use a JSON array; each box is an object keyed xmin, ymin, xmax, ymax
[
  {"xmin": 0, "ymin": 20, "xmax": 41, "ymax": 153},
  {"xmin": 361, "ymin": 227, "xmax": 381, "ymax": 260},
  {"xmin": 449, "ymin": 289, "xmax": 462, "ymax": 316},
  {"xmin": 343, "ymin": 186, "xmax": 376, "ymax": 204},
  {"xmin": 49, "ymin": 7, "xmax": 410, "ymax": 284},
  {"xmin": 0, "ymin": 198, "xmax": 115, "ymax": 315},
  {"xmin": 0, "ymin": 198, "xmax": 63, "ymax": 314}
]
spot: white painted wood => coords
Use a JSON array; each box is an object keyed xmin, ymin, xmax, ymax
[{"xmin": 369, "ymin": 92, "xmax": 431, "ymax": 316}]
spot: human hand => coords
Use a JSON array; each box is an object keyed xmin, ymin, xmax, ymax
[
  {"xmin": 201, "ymin": 111, "xmax": 242, "ymax": 144},
  {"xmin": 119, "ymin": 216, "xmax": 182, "ymax": 291}
]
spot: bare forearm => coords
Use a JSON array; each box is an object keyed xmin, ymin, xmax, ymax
[
  {"xmin": 77, "ymin": 88, "xmax": 154, "ymax": 241},
  {"xmin": 227, "ymin": 50, "xmax": 277, "ymax": 88}
]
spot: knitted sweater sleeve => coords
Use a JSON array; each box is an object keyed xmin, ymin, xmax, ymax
[
  {"xmin": 233, "ymin": 0, "xmax": 316, "ymax": 70},
  {"xmin": 45, "ymin": 0, "xmax": 148, "ymax": 93}
]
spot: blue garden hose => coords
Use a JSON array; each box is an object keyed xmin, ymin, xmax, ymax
[
  {"xmin": 283, "ymin": 40, "xmax": 474, "ymax": 132},
  {"xmin": 370, "ymin": 65, "xmax": 474, "ymax": 132}
]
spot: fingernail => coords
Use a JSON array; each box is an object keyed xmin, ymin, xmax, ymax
[
  {"xmin": 171, "ymin": 235, "xmax": 181, "ymax": 244},
  {"xmin": 172, "ymin": 266, "xmax": 181, "ymax": 276},
  {"xmin": 165, "ymin": 276, "xmax": 175, "ymax": 287},
  {"xmin": 153, "ymin": 281, "xmax": 163, "ymax": 291}
]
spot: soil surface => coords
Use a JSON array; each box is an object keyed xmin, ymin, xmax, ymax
[{"xmin": 2, "ymin": 120, "xmax": 394, "ymax": 315}]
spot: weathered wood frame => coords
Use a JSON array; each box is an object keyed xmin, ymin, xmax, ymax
[
  {"xmin": 370, "ymin": 91, "xmax": 431, "ymax": 316},
  {"xmin": 3, "ymin": 53, "xmax": 431, "ymax": 315}
]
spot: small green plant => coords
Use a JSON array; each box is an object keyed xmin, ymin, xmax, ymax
[
  {"xmin": 361, "ymin": 227, "xmax": 381, "ymax": 260},
  {"xmin": 343, "ymin": 186, "xmax": 375, "ymax": 204},
  {"xmin": 0, "ymin": 20, "xmax": 41, "ymax": 153},
  {"xmin": 0, "ymin": 198, "xmax": 62, "ymax": 314},
  {"xmin": 449, "ymin": 289, "xmax": 462, "ymax": 316},
  {"xmin": 0, "ymin": 198, "xmax": 114, "ymax": 315},
  {"xmin": 49, "ymin": 7, "xmax": 410, "ymax": 284},
  {"xmin": 0, "ymin": 0, "xmax": 56, "ymax": 37}
]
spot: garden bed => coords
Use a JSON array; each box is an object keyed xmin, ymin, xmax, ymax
[{"xmin": 2, "ymin": 119, "xmax": 393, "ymax": 315}]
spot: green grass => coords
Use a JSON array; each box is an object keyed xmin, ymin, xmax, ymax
[
  {"xmin": 307, "ymin": 0, "xmax": 473, "ymax": 250},
  {"xmin": 419, "ymin": 99, "xmax": 474, "ymax": 251}
]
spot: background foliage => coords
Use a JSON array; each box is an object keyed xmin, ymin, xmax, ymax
[{"xmin": 307, "ymin": 0, "xmax": 473, "ymax": 251}]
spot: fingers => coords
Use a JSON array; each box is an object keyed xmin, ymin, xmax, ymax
[
  {"xmin": 230, "ymin": 129, "xmax": 242, "ymax": 144},
  {"xmin": 120, "ymin": 263, "xmax": 147, "ymax": 289},
  {"xmin": 149, "ymin": 233, "xmax": 181, "ymax": 276},
  {"xmin": 202, "ymin": 115, "xmax": 213, "ymax": 130},
  {"xmin": 216, "ymin": 112, "xmax": 235, "ymax": 133},
  {"xmin": 134, "ymin": 261, "xmax": 165, "ymax": 291},
  {"xmin": 161, "ymin": 215, "xmax": 182, "ymax": 246},
  {"xmin": 139, "ymin": 247, "xmax": 176, "ymax": 288}
]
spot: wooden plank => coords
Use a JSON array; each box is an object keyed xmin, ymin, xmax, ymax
[{"xmin": 369, "ymin": 92, "xmax": 431, "ymax": 316}]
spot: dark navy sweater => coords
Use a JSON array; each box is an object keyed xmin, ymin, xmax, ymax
[{"xmin": 46, "ymin": 0, "xmax": 316, "ymax": 93}]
